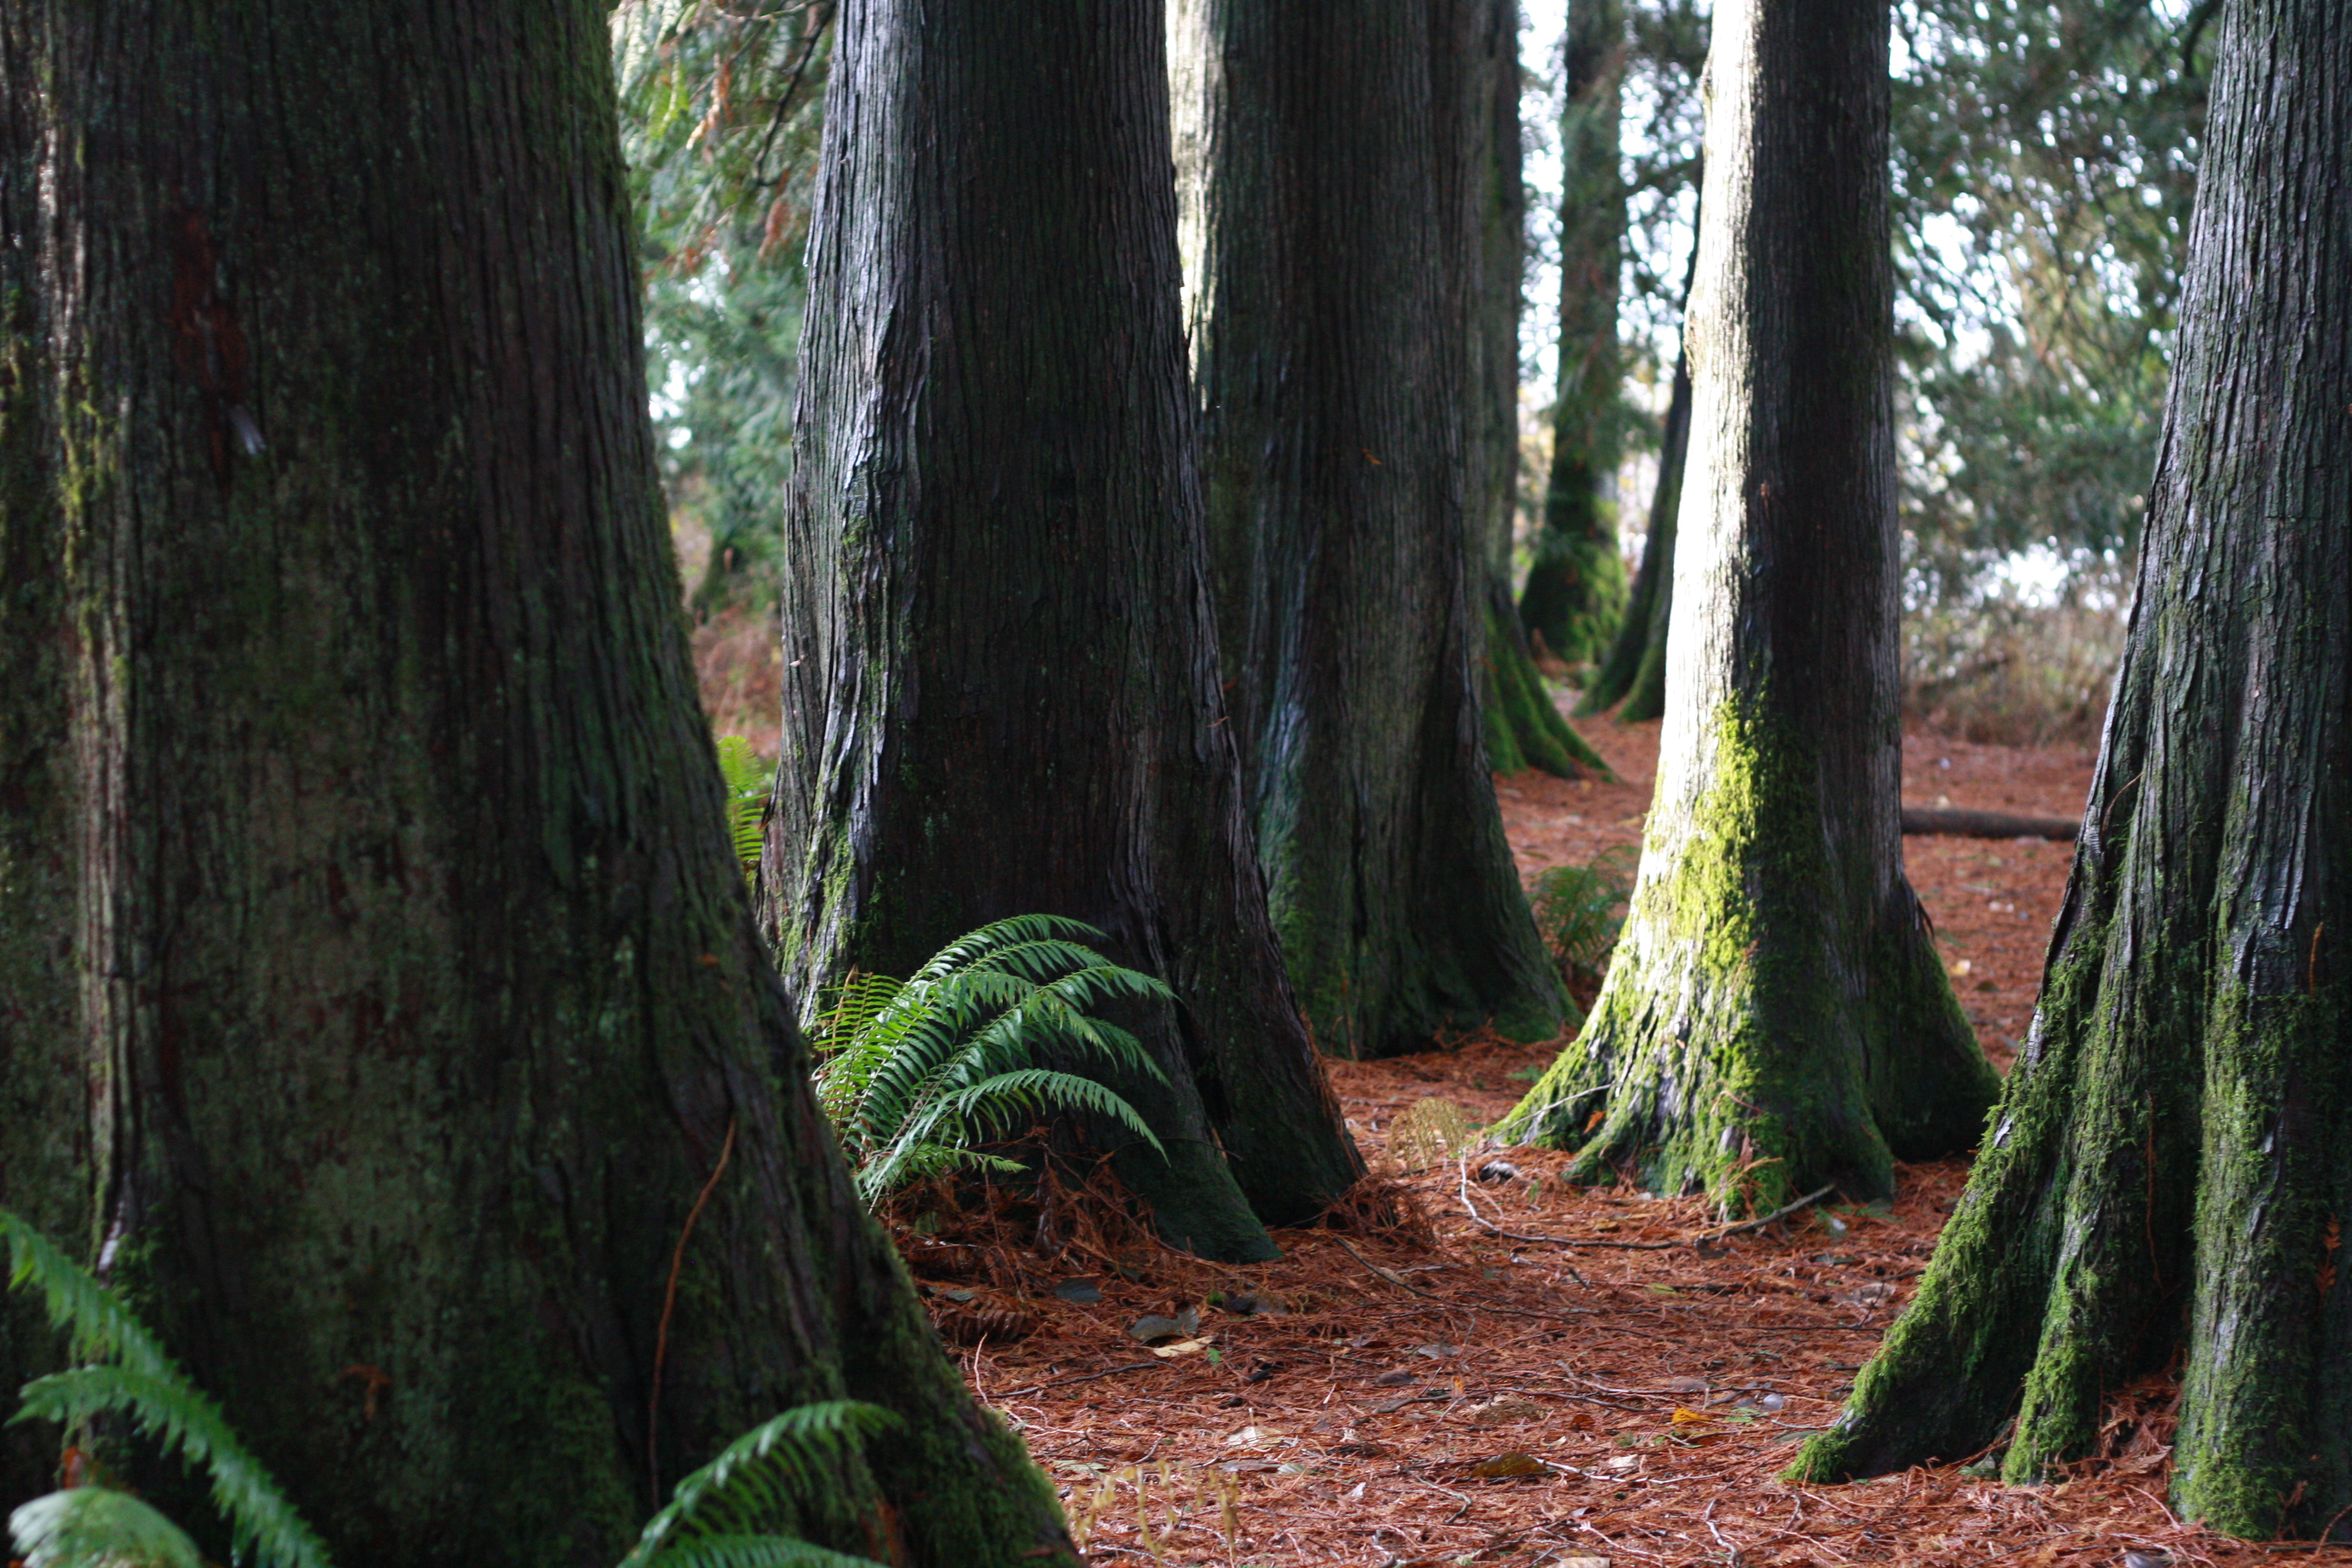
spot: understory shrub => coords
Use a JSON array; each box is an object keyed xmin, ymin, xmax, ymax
[{"xmin": 1529, "ymin": 845, "xmax": 1639, "ymax": 1010}]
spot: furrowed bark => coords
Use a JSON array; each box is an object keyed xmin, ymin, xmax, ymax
[
  {"xmin": 1174, "ymin": 0, "xmax": 1570, "ymax": 1059},
  {"xmin": 766, "ymin": 0, "xmax": 1360, "ymax": 1257},
  {"xmin": 1796, "ymin": 1, "xmax": 2352, "ymax": 1538},
  {"xmin": 0, "ymin": 1, "xmax": 79, "ymax": 1497},
  {"xmin": 1496, "ymin": 0, "xmax": 1995, "ymax": 1205},
  {"xmin": 0, "ymin": 4, "xmax": 1072, "ymax": 1561}
]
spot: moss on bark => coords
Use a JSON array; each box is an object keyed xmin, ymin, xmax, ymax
[{"xmin": 1792, "ymin": 3, "xmax": 2352, "ymax": 1538}]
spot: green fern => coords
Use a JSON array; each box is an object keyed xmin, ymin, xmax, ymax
[
  {"xmin": 1529, "ymin": 844, "xmax": 1639, "ymax": 998},
  {"xmin": 716, "ymin": 736, "xmax": 773, "ymax": 881},
  {"xmin": 0, "ymin": 1208, "xmax": 334, "ymax": 1568},
  {"xmin": 813, "ymin": 915, "xmax": 1174, "ymax": 1207},
  {"xmin": 622, "ymin": 1402, "xmax": 897, "ymax": 1568},
  {"xmin": 10, "ymin": 1487, "xmax": 202, "ymax": 1568}
]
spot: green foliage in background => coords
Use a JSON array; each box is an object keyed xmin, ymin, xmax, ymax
[
  {"xmin": 613, "ymin": 0, "xmax": 832, "ymax": 615},
  {"xmin": 1594, "ymin": 0, "xmax": 2197, "ymax": 613},
  {"xmin": 1529, "ymin": 844, "xmax": 1638, "ymax": 1001},
  {"xmin": 812, "ymin": 917, "xmax": 1172, "ymax": 1209}
]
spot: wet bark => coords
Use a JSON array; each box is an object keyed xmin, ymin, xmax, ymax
[
  {"xmin": 765, "ymin": 0, "xmax": 1361, "ymax": 1259},
  {"xmin": 0, "ymin": 4, "xmax": 1071, "ymax": 1562},
  {"xmin": 1795, "ymin": 1, "xmax": 2352, "ymax": 1538},
  {"xmin": 1172, "ymin": 0, "xmax": 1570, "ymax": 1059},
  {"xmin": 1497, "ymin": 0, "xmax": 1996, "ymax": 1204},
  {"xmin": 1518, "ymin": 0, "xmax": 1628, "ymax": 671}
]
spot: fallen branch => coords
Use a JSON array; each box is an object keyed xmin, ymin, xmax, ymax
[{"xmin": 1900, "ymin": 805, "xmax": 2078, "ymax": 841}]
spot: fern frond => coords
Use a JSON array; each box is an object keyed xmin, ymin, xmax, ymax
[
  {"xmin": 621, "ymin": 1402, "xmax": 895, "ymax": 1568},
  {"xmin": 0, "ymin": 1210, "xmax": 334, "ymax": 1568},
  {"xmin": 641, "ymin": 1535, "xmax": 886, "ymax": 1568},
  {"xmin": 906, "ymin": 915, "xmax": 1105, "ymax": 981},
  {"xmin": 714, "ymin": 737, "xmax": 773, "ymax": 873},
  {"xmin": 10, "ymin": 1487, "xmax": 202, "ymax": 1568},
  {"xmin": 15, "ymin": 1367, "xmax": 333, "ymax": 1568}
]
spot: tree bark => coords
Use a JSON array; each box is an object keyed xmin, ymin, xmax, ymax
[
  {"xmin": 1795, "ymin": 1, "xmax": 2352, "ymax": 1537},
  {"xmin": 1496, "ymin": 0, "xmax": 1996, "ymax": 1204},
  {"xmin": 0, "ymin": 1, "xmax": 80, "ymax": 1497},
  {"xmin": 764, "ymin": 0, "xmax": 1361, "ymax": 1260},
  {"xmin": 1581, "ymin": 201, "xmax": 1701, "ymax": 722},
  {"xmin": 0, "ymin": 4, "xmax": 1071, "ymax": 1562},
  {"xmin": 1463, "ymin": 0, "xmax": 1612, "ymax": 783},
  {"xmin": 1518, "ymin": 0, "xmax": 1628, "ymax": 671},
  {"xmin": 1173, "ymin": 0, "xmax": 1571, "ymax": 1059}
]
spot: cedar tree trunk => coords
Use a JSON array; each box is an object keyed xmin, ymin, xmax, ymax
[
  {"xmin": 763, "ymin": 0, "xmax": 1361, "ymax": 1261},
  {"xmin": 1581, "ymin": 206, "xmax": 1700, "ymax": 722},
  {"xmin": 1467, "ymin": 0, "xmax": 1612, "ymax": 782},
  {"xmin": 1796, "ymin": 1, "xmax": 2352, "ymax": 1538},
  {"xmin": 1518, "ymin": 0, "xmax": 1628, "ymax": 671},
  {"xmin": 1172, "ymin": 0, "xmax": 1571, "ymax": 1059},
  {"xmin": 0, "ymin": 4, "xmax": 1071, "ymax": 1562},
  {"xmin": 1496, "ymin": 0, "xmax": 1996, "ymax": 1203}
]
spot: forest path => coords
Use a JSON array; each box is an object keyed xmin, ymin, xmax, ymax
[
  {"xmin": 939, "ymin": 713, "xmax": 2321, "ymax": 1564},
  {"xmin": 1497, "ymin": 709, "xmax": 2094, "ymax": 1074}
]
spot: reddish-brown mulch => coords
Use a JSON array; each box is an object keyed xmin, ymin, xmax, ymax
[{"xmin": 915, "ymin": 712, "xmax": 2352, "ymax": 1566}]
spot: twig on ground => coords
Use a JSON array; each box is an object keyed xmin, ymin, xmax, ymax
[
  {"xmin": 995, "ymin": 1360, "xmax": 1160, "ymax": 1400},
  {"xmin": 1457, "ymin": 1165, "xmax": 1837, "ymax": 1250}
]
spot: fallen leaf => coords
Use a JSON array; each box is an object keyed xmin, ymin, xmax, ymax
[
  {"xmin": 1374, "ymin": 1368, "xmax": 1417, "ymax": 1386},
  {"xmin": 1555, "ymin": 1558, "xmax": 1612, "ymax": 1568},
  {"xmin": 1601, "ymin": 1454, "xmax": 1639, "ymax": 1472},
  {"xmin": 1149, "ymin": 1336, "xmax": 1214, "ymax": 1359},
  {"xmin": 1413, "ymin": 1342, "xmax": 1462, "ymax": 1358},
  {"xmin": 1053, "ymin": 1278, "xmax": 1103, "ymax": 1304},
  {"xmin": 1125, "ymin": 1307, "xmax": 1201, "ymax": 1344},
  {"xmin": 1664, "ymin": 1376, "xmax": 1708, "ymax": 1393},
  {"xmin": 1669, "ymin": 1407, "xmax": 1712, "ymax": 1426},
  {"xmin": 1469, "ymin": 1451, "xmax": 1547, "ymax": 1478},
  {"xmin": 1221, "ymin": 1424, "xmax": 1284, "ymax": 1448}
]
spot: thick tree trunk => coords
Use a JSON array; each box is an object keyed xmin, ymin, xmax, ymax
[
  {"xmin": 1463, "ymin": 0, "xmax": 1612, "ymax": 782},
  {"xmin": 1496, "ymin": 0, "xmax": 1996, "ymax": 1204},
  {"xmin": 1173, "ymin": 0, "xmax": 1570, "ymax": 1059},
  {"xmin": 0, "ymin": 4, "xmax": 79, "ymax": 1498},
  {"xmin": 1795, "ymin": 1, "xmax": 2352, "ymax": 1538},
  {"xmin": 764, "ymin": 0, "xmax": 1359, "ymax": 1261},
  {"xmin": 0, "ymin": 4, "xmax": 1071, "ymax": 1562},
  {"xmin": 1518, "ymin": 0, "xmax": 1628, "ymax": 671}
]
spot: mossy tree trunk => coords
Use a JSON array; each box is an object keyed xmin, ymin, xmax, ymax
[
  {"xmin": 1517, "ymin": 0, "xmax": 1628, "ymax": 671},
  {"xmin": 1796, "ymin": 1, "xmax": 2352, "ymax": 1537},
  {"xmin": 762, "ymin": 0, "xmax": 1361, "ymax": 1262},
  {"xmin": 1496, "ymin": 0, "xmax": 1996, "ymax": 1206},
  {"xmin": 1465, "ymin": 0, "xmax": 1613, "ymax": 783},
  {"xmin": 0, "ymin": 4, "xmax": 1073, "ymax": 1562},
  {"xmin": 1171, "ymin": 0, "xmax": 1571, "ymax": 1060},
  {"xmin": 0, "ymin": 2, "xmax": 80, "ymax": 1498}
]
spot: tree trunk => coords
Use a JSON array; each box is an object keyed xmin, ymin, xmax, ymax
[
  {"xmin": 1795, "ymin": 1, "xmax": 2352, "ymax": 1537},
  {"xmin": 1496, "ymin": 0, "xmax": 1996, "ymax": 1204},
  {"xmin": 1173, "ymin": 0, "xmax": 1571, "ymax": 1059},
  {"xmin": 0, "ymin": 4, "xmax": 1071, "ymax": 1562},
  {"xmin": 0, "ymin": 3, "xmax": 80, "ymax": 1497},
  {"xmin": 1463, "ymin": 0, "xmax": 1612, "ymax": 783},
  {"xmin": 1581, "ymin": 201, "xmax": 1702, "ymax": 721},
  {"xmin": 1518, "ymin": 0, "xmax": 1628, "ymax": 671},
  {"xmin": 764, "ymin": 0, "xmax": 1360, "ymax": 1261},
  {"xmin": 1583, "ymin": 338, "xmax": 1689, "ymax": 722}
]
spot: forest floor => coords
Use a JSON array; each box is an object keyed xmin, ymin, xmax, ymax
[{"xmin": 900, "ymin": 708, "xmax": 2352, "ymax": 1567}]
